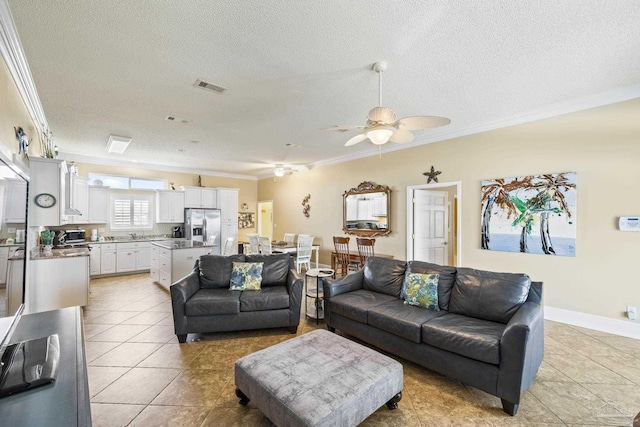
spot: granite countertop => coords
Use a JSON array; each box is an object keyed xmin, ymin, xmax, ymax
[
  {"xmin": 151, "ymin": 240, "xmax": 217, "ymax": 250},
  {"xmin": 86, "ymin": 237, "xmax": 181, "ymax": 244},
  {"xmin": 31, "ymin": 247, "xmax": 90, "ymax": 260}
]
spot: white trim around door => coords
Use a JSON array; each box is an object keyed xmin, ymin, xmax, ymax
[{"xmin": 407, "ymin": 181, "xmax": 462, "ymax": 266}]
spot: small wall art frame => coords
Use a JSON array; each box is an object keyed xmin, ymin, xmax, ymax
[{"xmin": 238, "ymin": 212, "xmax": 256, "ymax": 229}]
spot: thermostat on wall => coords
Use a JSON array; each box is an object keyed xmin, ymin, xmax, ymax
[{"xmin": 619, "ymin": 216, "xmax": 640, "ymax": 231}]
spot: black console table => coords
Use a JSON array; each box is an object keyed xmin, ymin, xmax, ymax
[{"xmin": 0, "ymin": 307, "xmax": 91, "ymax": 426}]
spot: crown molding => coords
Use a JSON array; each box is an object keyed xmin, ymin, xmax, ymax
[
  {"xmin": 62, "ymin": 151, "xmax": 257, "ymax": 181},
  {"xmin": 0, "ymin": 0, "xmax": 48, "ymax": 132},
  {"xmin": 304, "ymin": 83, "xmax": 640, "ymax": 174}
]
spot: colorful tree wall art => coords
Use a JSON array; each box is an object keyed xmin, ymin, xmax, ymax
[{"xmin": 481, "ymin": 172, "xmax": 576, "ymax": 256}]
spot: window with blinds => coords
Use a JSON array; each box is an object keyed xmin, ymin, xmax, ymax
[{"xmin": 110, "ymin": 193, "xmax": 154, "ymax": 230}]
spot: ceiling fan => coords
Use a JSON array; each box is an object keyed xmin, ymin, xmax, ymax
[{"xmin": 324, "ymin": 62, "xmax": 451, "ymax": 146}]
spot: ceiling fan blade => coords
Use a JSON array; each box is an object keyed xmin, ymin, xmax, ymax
[
  {"xmin": 397, "ymin": 116, "xmax": 451, "ymax": 130},
  {"xmin": 320, "ymin": 125, "xmax": 367, "ymax": 132},
  {"xmin": 389, "ymin": 128, "xmax": 414, "ymax": 144},
  {"xmin": 344, "ymin": 133, "xmax": 368, "ymax": 146}
]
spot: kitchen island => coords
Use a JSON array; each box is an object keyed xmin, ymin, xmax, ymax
[
  {"xmin": 29, "ymin": 247, "xmax": 90, "ymax": 313},
  {"xmin": 151, "ymin": 240, "xmax": 217, "ymax": 290}
]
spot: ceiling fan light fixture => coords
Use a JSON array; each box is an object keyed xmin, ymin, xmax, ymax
[
  {"xmin": 366, "ymin": 127, "xmax": 394, "ymax": 145},
  {"xmin": 274, "ymin": 165, "xmax": 285, "ymax": 177}
]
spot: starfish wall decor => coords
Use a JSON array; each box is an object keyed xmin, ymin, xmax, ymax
[{"xmin": 423, "ymin": 166, "xmax": 441, "ymax": 183}]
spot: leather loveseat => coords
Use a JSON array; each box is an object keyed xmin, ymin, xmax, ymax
[
  {"xmin": 170, "ymin": 253, "xmax": 303, "ymax": 343},
  {"xmin": 322, "ymin": 257, "xmax": 543, "ymax": 416}
]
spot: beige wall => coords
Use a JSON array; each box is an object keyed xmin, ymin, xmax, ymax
[
  {"xmin": 73, "ymin": 162, "xmax": 258, "ymax": 240},
  {"xmin": 259, "ymin": 99, "xmax": 640, "ymax": 322},
  {"xmin": 0, "ymin": 53, "xmax": 40, "ymax": 157}
]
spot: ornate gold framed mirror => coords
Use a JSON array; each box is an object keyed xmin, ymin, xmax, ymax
[{"xmin": 342, "ymin": 181, "xmax": 391, "ymax": 237}]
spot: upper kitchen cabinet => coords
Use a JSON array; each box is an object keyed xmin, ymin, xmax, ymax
[
  {"xmin": 216, "ymin": 188, "xmax": 239, "ymax": 223},
  {"xmin": 181, "ymin": 186, "xmax": 217, "ymax": 208},
  {"xmin": 88, "ymin": 185, "xmax": 110, "ymax": 223},
  {"xmin": 67, "ymin": 174, "xmax": 89, "ymax": 224},
  {"xmin": 2, "ymin": 179, "xmax": 27, "ymax": 223},
  {"xmin": 29, "ymin": 158, "xmax": 68, "ymax": 226},
  {"xmin": 156, "ymin": 190, "xmax": 185, "ymax": 223}
]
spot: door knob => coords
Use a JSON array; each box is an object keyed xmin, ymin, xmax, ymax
[{"xmin": 443, "ymin": 242, "xmax": 448, "ymax": 245}]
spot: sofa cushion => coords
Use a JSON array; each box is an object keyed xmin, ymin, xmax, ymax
[
  {"xmin": 449, "ymin": 267, "xmax": 531, "ymax": 324},
  {"xmin": 199, "ymin": 254, "xmax": 246, "ymax": 289},
  {"xmin": 421, "ymin": 313, "xmax": 505, "ymax": 364},
  {"xmin": 406, "ymin": 261, "xmax": 457, "ymax": 310},
  {"xmin": 368, "ymin": 299, "xmax": 447, "ymax": 343},
  {"xmin": 330, "ymin": 290, "xmax": 397, "ymax": 324},
  {"xmin": 402, "ymin": 272, "xmax": 440, "ymax": 311},
  {"xmin": 185, "ymin": 289, "xmax": 241, "ymax": 316},
  {"xmin": 230, "ymin": 262, "xmax": 264, "ymax": 291},
  {"xmin": 362, "ymin": 257, "xmax": 407, "ymax": 297},
  {"xmin": 240, "ymin": 286, "xmax": 290, "ymax": 312},
  {"xmin": 245, "ymin": 253, "xmax": 291, "ymax": 287}
]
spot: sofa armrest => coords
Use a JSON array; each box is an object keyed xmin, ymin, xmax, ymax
[
  {"xmin": 497, "ymin": 301, "xmax": 544, "ymax": 405},
  {"xmin": 321, "ymin": 270, "xmax": 364, "ymax": 329},
  {"xmin": 286, "ymin": 269, "xmax": 304, "ymax": 327},
  {"xmin": 170, "ymin": 269, "xmax": 200, "ymax": 335},
  {"xmin": 322, "ymin": 270, "xmax": 364, "ymax": 299}
]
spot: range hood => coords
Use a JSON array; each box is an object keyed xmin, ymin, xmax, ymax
[{"xmin": 65, "ymin": 170, "xmax": 83, "ymax": 216}]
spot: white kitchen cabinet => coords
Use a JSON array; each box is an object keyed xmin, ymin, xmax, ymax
[
  {"xmin": 89, "ymin": 186, "xmax": 110, "ymax": 223},
  {"xmin": 28, "ymin": 158, "xmax": 68, "ymax": 226},
  {"xmin": 116, "ymin": 242, "xmax": 151, "ymax": 273},
  {"xmin": 28, "ymin": 256, "xmax": 90, "ymax": 313},
  {"xmin": 216, "ymin": 188, "xmax": 239, "ymax": 223},
  {"xmin": 100, "ymin": 244, "xmax": 117, "ymax": 274},
  {"xmin": 346, "ymin": 199, "xmax": 358, "ymax": 221},
  {"xmin": 3, "ymin": 179, "xmax": 27, "ymax": 223},
  {"xmin": 89, "ymin": 244, "xmax": 101, "ymax": 276},
  {"xmin": 181, "ymin": 186, "xmax": 217, "ymax": 208},
  {"xmin": 0, "ymin": 246, "xmax": 9, "ymax": 285},
  {"xmin": 156, "ymin": 190, "xmax": 185, "ymax": 223},
  {"xmin": 220, "ymin": 222, "xmax": 239, "ymax": 255},
  {"xmin": 151, "ymin": 243, "xmax": 209, "ymax": 290},
  {"xmin": 68, "ymin": 175, "xmax": 89, "ymax": 224}
]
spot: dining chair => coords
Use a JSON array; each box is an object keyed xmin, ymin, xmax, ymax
[
  {"xmin": 283, "ymin": 233, "xmax": 295, "ymax": 244},
  {"xmin": 295, "ymin": 235, "xmax": 314, "ymax": 273},
  {"xmin": 259, "ymin": 236, "xmax": 272, "ymax": 255},
  {"xmin": 333, "ymin": 236, "xmax": 359, "ymax": 277},
  {"xmin": 356, "ymin": 237, "xmax": 375, "ymax": 268},
  {"xmin": 222, "ymin": 237, "xmax": 236, "ymax": 256},
  {"xmin": 247, "ymin": 233, "xmax": 260, "ymax": 254}
]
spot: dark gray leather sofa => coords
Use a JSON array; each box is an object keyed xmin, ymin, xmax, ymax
[
  {"xmin": 322, "ymin": 257, "xmax": 543, "ymax": 416},
  {"xmin": 170, "ymin": 253, "xmax": 304, "ymax": 343}
]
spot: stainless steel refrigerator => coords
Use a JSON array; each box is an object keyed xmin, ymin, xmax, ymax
[{"xmin": 184, "ymin": 208, "xmax": 221, "ymax": 254}]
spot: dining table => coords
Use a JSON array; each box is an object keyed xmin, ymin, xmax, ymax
[{"xmin": 271, "ymin": 242, "xmax": 320, "ymax": 268}]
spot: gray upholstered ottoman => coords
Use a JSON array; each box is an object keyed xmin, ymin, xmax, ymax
[{"xmin": 234, "ymin": 329, "xmax": 403, "ymax": 426}]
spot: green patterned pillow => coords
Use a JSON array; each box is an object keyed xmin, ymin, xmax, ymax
[
  {"xmin": 402, "ymin": 272, "xmax": 440, "ymax": 311},
  {"xmin": 230, "ymin": 262, "xmax": 264, "ymax": 291}
]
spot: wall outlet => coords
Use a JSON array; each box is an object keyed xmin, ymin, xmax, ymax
[{"xmin": 627, "ymin": 306, "xmax": 637, "ymax": 320}]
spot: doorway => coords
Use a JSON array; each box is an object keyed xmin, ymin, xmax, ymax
[
  {"xmin": 257, "ymin": 200, "xmax": 274, "ymax": 240},
  {"xmin": 406, "ymin": 182, "xmax": 462, "ymax": 266}
]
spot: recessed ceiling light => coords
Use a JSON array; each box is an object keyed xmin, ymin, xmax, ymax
[
  {"xmin": 165, "ymin": 116, "xmax": 189, "ymax": 124},
  {"xmin": 285, "ymin": 143, "xmax": 301, "ymax": 148},
  {"xmin": 194, "ymin": 79, "xmax": 227, "ymax": 94},
  {"xmin": 106, "ymin": 135, "xmax": 132, "ymax": 154}
]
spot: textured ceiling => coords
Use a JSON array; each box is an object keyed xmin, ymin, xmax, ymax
[{"xmin": 7, "ymin": 0, "xmax": 640, "ymax": 178}]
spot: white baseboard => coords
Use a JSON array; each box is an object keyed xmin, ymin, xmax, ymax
[{"xmin": 545, "ymin": 306, "xmax": 640, "ymax": 339}]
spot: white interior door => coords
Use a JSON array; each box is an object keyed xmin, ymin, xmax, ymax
[
  {"xmin": 413, "ymin": 190, "xmax": 449, "ymax": 264},
  {"xmin": 257, "ymin": 201, "xmax": 273, "ymax": 240}
]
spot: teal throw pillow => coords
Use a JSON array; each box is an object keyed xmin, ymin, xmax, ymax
[
  {"xmin": 230, "ymin": 262, "xmax": 264, "ymax": 291},
  {"xmin": 402, "ymin": 272, "xmax": 440, "ymax": 311}
]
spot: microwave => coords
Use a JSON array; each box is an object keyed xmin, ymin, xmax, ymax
[{"xmin": 54, "ymin": 229, "xmax": 86, "ymax": 246}]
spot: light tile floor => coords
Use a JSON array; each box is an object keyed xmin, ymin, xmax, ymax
[{"xmin": 85, "ymin": 273, "xmax": 640, "ymax": 426}]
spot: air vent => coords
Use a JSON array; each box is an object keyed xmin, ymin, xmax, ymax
[
  {"xmin": 194, "ymin": 79, "xmax": 227, "ymax": 94},
  {"xmin": 165, "ymin": 116, "xmax": 189, "ymax": 124}
]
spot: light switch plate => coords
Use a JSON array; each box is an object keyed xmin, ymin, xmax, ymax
[{"xmin": 619, "ymin": 217, "xmax": 640, "ymax": 231}]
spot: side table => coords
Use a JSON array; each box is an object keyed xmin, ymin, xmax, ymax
[{"xmin": 304, "ymin": 268, "xmax": 334, "ymax": 324}]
